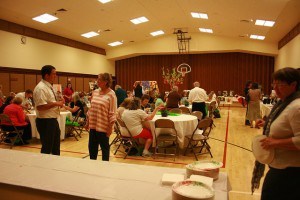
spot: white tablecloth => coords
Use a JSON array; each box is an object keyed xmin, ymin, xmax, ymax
[
  {"xmin": 0, "ymin": 149, "xmax": 230, "ymax": 200},
  {"xmin": 260, "ymin": 102, "xmax": 273, "ymax": 118},
  {"xmin": 150, "ymin": 114, "xmax": 198, "ymax": 149},
  {"xmin": 27, "ymin": 111, "xmax": 72, "ymax": 140}
]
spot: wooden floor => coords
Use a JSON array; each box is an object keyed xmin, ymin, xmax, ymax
[{"xmin": 0, "ymin": 103, "xmax": 265, "ymax": 200}]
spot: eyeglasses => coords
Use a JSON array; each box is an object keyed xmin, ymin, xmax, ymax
[{"xmin": 271, "ymin": 83, "xmax": 288, "ymax": 87}]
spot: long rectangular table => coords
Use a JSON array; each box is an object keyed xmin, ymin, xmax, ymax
[
  {"xmin": 0, "ymin": 149, "xmax": 230, "ymax": 200},
  {"xmin": 27, "ymin": 110, "xmax": 72, "ymax": 140}
]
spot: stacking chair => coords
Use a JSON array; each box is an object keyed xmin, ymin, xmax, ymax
[
  {"xmin": 191, "ymin": 111, "xmax": 203, "ymax": 121},
  {"xmin": 169, "ymin": 108, "xmax": 182, "ymax": 114},
  {"xmin": 114, "ymin": 118, "xmax": 140, "ymax": 159},
  {"xmin": 0, "ymin": 114, "xmax": 24, "ymax": 148},
  {"xmin": 154, "ymin": 119, "xmax": 178, "ymax": 161},
  {"xmin": 65, "ymin": 110, "xmax": 82, "ymax": 141},
  {"xmin": 179, "ymin": 106, "xmax": 191, "ymax": 114},
  {"xmin": 184, "ymin": 118, "xmax": 213, "ymax": 160}
]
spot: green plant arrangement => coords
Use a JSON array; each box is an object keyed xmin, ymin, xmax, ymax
[
  {"xmin": 162, "ymin": 67, "xmax": 184, "ymax": 89},
  {"xmin": 160, "ymin": 107, "xmax": 168, "ymax": 117}
]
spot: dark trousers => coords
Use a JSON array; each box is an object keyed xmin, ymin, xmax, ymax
[
  {"xmin": 1, "ymin": 124, "xmax": 32, "ymax": 141},
  {"xmin": 262, "ymin": 167, "xmax": 300, "ymax": 200},
  {"xmin": 36, "ymin": 118, "xmax": 60, "ymax": 155},
  {"xmin": 192, "ymin": 102, "xmax": 207, "ymax": 119},
  {"xmin": 89, "ymin": 129, "xmax": 110, "ymax": 161}
]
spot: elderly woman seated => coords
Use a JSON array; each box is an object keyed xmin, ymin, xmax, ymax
[
  {"xmin": 64, "ymin": 92, "xmax": 86, "ymax": 119},
  {"xmin": 122, "ymin": 97, "xmax": 162, "ymax": 157},
  {"xmin": 116, "ymin": 98, "xmax": 132, "ymax": 120},
  {"xmin": 2, "ymin": 97, "xmax": 32, "ymax": 145}
]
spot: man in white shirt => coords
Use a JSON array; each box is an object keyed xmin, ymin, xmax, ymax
[
  {"xmin": 188, "ymin": 81, "xmax": 208, "ymax": 119},
  {"xmin": 33, "ymin": 65, "xmax": 65, "ymax": 155},
  {"xmin": 16, "ymin": 89, "xmax": 33, "ymax": 109}
]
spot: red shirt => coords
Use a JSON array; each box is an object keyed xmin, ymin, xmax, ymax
[
  {"xmin": 3, "ymin": 104, "xmax": 27, "ymax": 126},
  {"xmin": 63, "ymin": 87, "xmax": 74, "ymax": 103}
]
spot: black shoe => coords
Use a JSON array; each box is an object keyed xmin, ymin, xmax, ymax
[{"xmin": 245, "ymin": 120, "xmax": 251, "ymax": 126}]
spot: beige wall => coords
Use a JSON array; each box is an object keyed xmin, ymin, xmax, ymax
[
  {"xmin": 275, "ymin": 34, "xmax": 300, "ymax": 71},
  {"xmin": 106, "ymin": 33, "xmax": 278, "ymax": 60},
  {"xmin": 0, "ymin": 30, "xmax": 115, "ymax": 75}
]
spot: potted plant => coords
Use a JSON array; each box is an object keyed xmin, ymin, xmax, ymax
[{"xmin": 160, "ymin": 107, "xmax": 168, "ymax": 117}]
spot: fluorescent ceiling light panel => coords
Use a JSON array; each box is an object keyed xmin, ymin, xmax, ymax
[
  {"xmin": 108, "ymin": 41, "xmax": 123, "ymax": 46},
  {"xmin": 199, "ymin": 28, "xmax": 213, "ymax": 33},
  {"xmin": 32, "ymin": 13, "xmax": 58, "ymax": 24},
  {"xmin": 255, "ymin": 19, "xmax": 275, "ymax": 27},
  {"xmin": 81, "ymin": 31, "xmax": 99, "ymax": 38},
  {"xmin": 150, "ymin": 30, "xmax": 164, "ymax": 36},
  {"xmin": 98, "ymin": 0, "xmax": 112, "ymax": 3},
  {"xmin": 130, "ymin": 16, "xmax": 149, "ymax": 24},
  {"xmin": 250, "ymin": 34, "xmax": 265, "ymax": 40},
  {"xmin": 191, "ymin": 12, "xmax": 208, "ymax": 19}
]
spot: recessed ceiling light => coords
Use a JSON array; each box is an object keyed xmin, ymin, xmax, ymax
[
  {"xmin": 81, "ymin": 31, "xmax": 99, "ymax": 38},
  {"xmin": 108, "ymin": 41, "xmax": 123, "ymax": 46},
  {"xmin": 98, "ymin": 0, "xmax": 112, "ymax": 4},
  {"xmin": 32, "ymin": 13, "xmax": 58, "ymax": 24},
  {"xmin": 191, "ymin": 12, "xmax": 208, "ymax": 19},
  {"xmin": 255, "ymin": 19, "xmax": 275, "ymax": 27},
  {"xmin": 150, "ymin": 30, "xmax": 164, "ymax": 36},
  {"xmin": 130, "ymin": 16, "xmax": 149, "ymax": 25},
  {"xmin": 199, "ymin": 28, "xmax": 213, "ymax": 33},
  {"xmin": 250, "ymin": 34, "xmax": 265, "ymax": 40}
]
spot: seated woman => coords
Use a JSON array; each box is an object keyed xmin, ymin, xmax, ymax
[
  {"xmin": 64, "ymin": 92, "xmax": 86, "ymax": 119},
  {"xmin": 116, "ymin": 98, "xmax": 132, "ymax": 119},
  {"xmin": 63, "ymin": 83, "xmax": 74, "ymax": 104},
  {"xmin": 0, "ymin": 96, "xmax": 14, "ymax": 114},
  {"xmin": 2, "ymin": 97, "xmax": 32, "ymax": 144},
  {"xmin": 122, "ymin": 98, "xmax": 162, "ymax": 157}
]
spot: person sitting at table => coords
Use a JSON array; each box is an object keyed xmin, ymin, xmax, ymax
[
  {"xmin": 0, "ymin": 96, "xmax": 14, "ymax": 114},
  {"xmin": 155, "ymin": 93, "xmax": 164, "ymax": 108},
  {"xmin": 140, "ymin": 94, "xmax": 151, "ymax": 111},
  {"xmin": 15, "ymin": 89, "xmax": 33, "ymax": 110},
  {"xmin": 63, "ymin": 92, "xmax": 86, "ymax": 119},
  {"xmin": 122, "ymin": 98, "xmax": 162, "ymax": 157},
  {"xmin": 116, "ymin": 98, "xmax": 132, "ymax": 120},
  {"xmin": 166, "ymin": 86, "xmax": 181, "ymax": 110},
  {"xmin": 2, "ymin": 97, "xmax": 32, "ymax": 145},
  {"xmin": 63, "ymin": 83, "xmax": 74, "ymax": 104}
]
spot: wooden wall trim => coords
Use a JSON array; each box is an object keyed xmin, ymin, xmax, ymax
[
  {"xmin": 0, "ymin": 66, "xmax": 98, "ymax": 78},
  {"xmin": 0, "ymin": 19, "xmax": 106, "ymax": 55},
  {"xmin": 278, "ymin": 22, "xmax": 300, "ymax": 49}
]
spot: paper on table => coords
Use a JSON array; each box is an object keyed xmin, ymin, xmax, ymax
[
  {"xmin": 161, "ymin": 173, "xmax": 185, "ymax": 185},
  {"xmin": 189, "ymin": 175, "xmax": 213, "ymax": 187}
]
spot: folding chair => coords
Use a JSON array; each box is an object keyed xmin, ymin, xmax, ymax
[
  {"xmin": 65, "ymin": 110, "xmax": 82, "ymax": 141},
  {"xmin": 110, "ymin": 121, "xmax": 122, "ymax": 147},
  {"xmin": 114, "ymin": 118, "xmax": 140, "ymax": 159},
  {"xmin": 154, "ymin": 119, "xmax": 178, "ymax": 161},
  {"xmin": 184, "ymin": 118, "xmax": 213, "ymax": 160},
  {"xmin": 0, "ymin": 114, "xmax": 24, "ymax": 148},
  {"xmin": 179, "ymin": 106, "xmax": 191, "ymax": 114},
  {"xmin": 169, "ymin": 108, "xmax": 182, "ymax": 114},
  {"xmin": 191, "ymin": 111, "xmax": 203, "ymax": 121}
]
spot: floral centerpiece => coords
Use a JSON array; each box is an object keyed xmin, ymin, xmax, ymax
[
  {"xmin": 162, "ymin": 67, "xmax": 184, "ymax": 89},
  {"xmin": 160, "ymin": 106, "xmax": 168, "ymax": 117}
]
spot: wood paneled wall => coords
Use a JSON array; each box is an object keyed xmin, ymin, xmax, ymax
[
  {"xmin": 0, "ymin": 67, "xmax": 98, "ymax": 97},
  {"xmin": 115, "ymin": 52, "xmax": 274, "ymax": 96}
]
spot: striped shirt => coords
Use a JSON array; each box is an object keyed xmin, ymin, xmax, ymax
[{"xmin": 87, "ymin": 89, "xmax": 117, "ymax": 134}]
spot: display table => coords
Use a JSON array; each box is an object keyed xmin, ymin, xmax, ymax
[
  {"xmin": 0, "ymin": 149, "xmax": 230, "ymax": 200},
  {"xmin": 27, "ymin": 110, "xmax": 72, "ymax": 140}
]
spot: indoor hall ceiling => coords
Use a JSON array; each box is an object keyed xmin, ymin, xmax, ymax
[{"xmin": 0, "ymin": 0, "xmax": 299, "ymax": 51}]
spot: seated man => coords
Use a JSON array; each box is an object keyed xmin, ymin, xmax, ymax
[{"xmin": 15, "ymin": 89, "xmax": 33, "ymax": 110}]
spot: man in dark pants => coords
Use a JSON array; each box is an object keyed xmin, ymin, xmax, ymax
[
  {"xmin": 33, "ymin": 65, "xmax": 64, "ymax": 155},
  {"xmin": 188, "ymin": 81, "xmax": 208, "ymax": 119}
]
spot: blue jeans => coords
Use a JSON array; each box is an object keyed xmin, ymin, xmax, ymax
[{"xmin": 89, "ymin": 129, "xmax": 110, "ymax": 161}]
